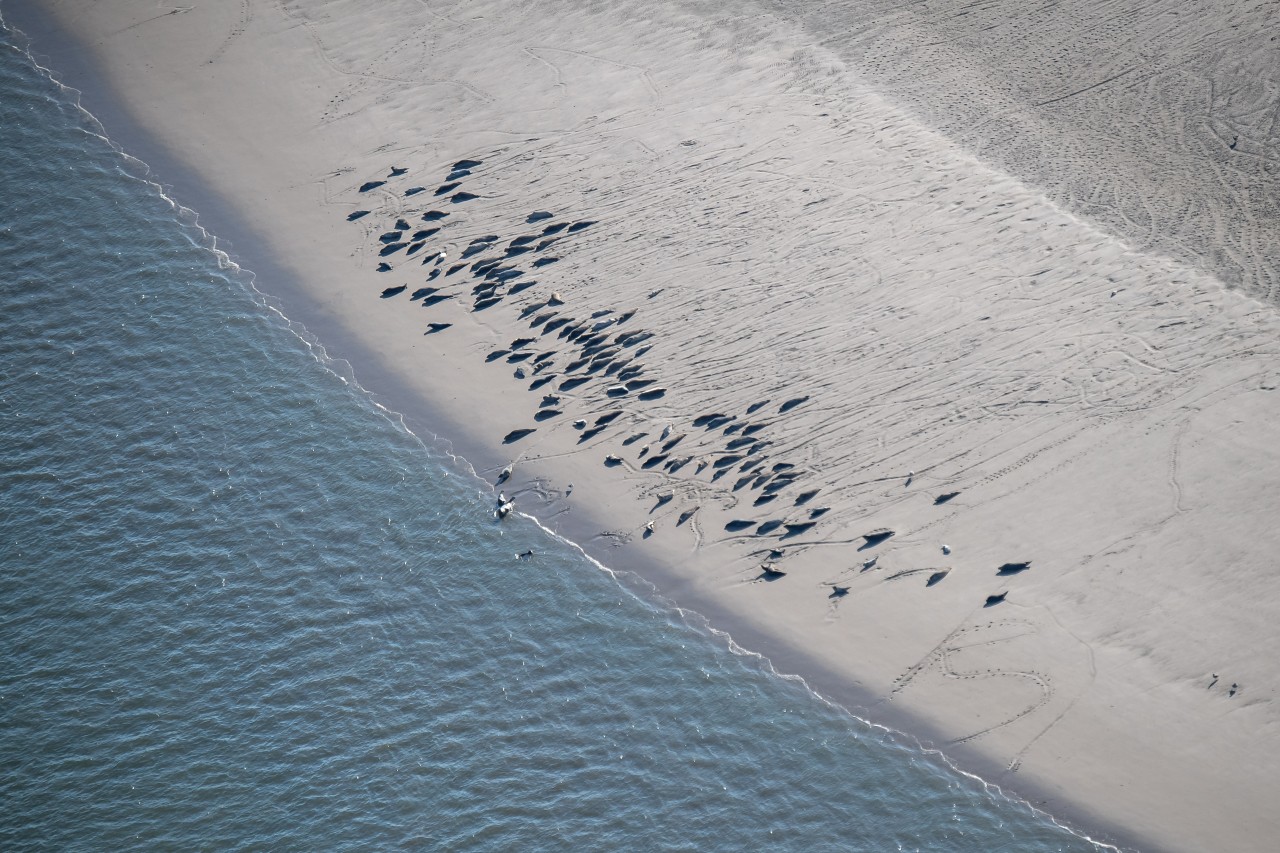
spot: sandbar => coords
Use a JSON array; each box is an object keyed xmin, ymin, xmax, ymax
[{"xmin": 8, "ymin": 1, "xmax": 1280, "ymax": 850}]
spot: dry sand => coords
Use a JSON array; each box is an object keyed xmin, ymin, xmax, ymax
[{"xmin": 8, "ymin": 0, "xmax": 1280, "ymax": 849}]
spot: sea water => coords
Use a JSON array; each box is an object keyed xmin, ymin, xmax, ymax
[{"xmin": 0, "ymin": 20, "xmax": 1102, "ymax": 852}]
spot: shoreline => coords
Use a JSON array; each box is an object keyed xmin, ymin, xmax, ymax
[
  {"xmin": 1, "ymin": 10, "xmax": 1127, "ymax": 846},
  {"xmin": 8, "ymin": 2, "xmax": 1280, "ymax": 851}
]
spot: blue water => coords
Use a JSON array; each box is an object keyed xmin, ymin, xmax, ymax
[{"xmin": 0, "ymin": 21, "xmax": 1103, "ymax": 852}]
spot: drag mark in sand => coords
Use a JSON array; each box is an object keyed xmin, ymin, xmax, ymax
[{"xmin": 891, "ymin": 620, "xmax": 1056, "ymax": 742}]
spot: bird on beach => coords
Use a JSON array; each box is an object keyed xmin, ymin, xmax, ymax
[
  {"xmin": 495, "ymin": 492, "xmax": 514, "ymax": 519},
  {"xmin": 496, "ymin": 463, "xmax": 513, "ymax": 485},
  {"xmin": 758, "ymin": 564, "xmax": 787, "ymax": 581},
  {"xmin": 829, "ymin": 585, "xmax": 849, "ymax": 599}
]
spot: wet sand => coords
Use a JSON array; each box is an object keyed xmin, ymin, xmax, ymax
[{"xmin": 10, "ymin": 1, "xmax": 1280, "ymax": 850}]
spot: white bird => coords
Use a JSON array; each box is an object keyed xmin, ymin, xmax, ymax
[{"xmin": 941, "ymin": 544, "xmax": 951, "ymax": 555}]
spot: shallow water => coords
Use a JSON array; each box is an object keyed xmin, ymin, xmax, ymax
[{"xmin": 0, "ymin": 21, "xmax": 1101, "ymax": 851}]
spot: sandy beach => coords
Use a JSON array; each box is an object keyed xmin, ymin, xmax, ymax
[{"xmin": 8, "ymin": 0, "xmax": 1280, "ymax": 849}]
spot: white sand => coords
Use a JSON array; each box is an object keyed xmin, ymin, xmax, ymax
[
  {"xmin": 761, "ymin": 0, "xmax": 1280, "ymax": 302},
  {"xmin": 11, "ymin": 0, "xmax": 1280, "ymax": 849}
]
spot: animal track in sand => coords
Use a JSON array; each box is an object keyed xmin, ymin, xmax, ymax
[{"xmin": 206, "ymin": 0, "xmax": 253, "ymax": 66}]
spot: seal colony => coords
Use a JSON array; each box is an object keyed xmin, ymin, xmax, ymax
[
  {"xmin": 350, "ymin": 156, "xmax": 1037, "ymax": 612},
  {"xmin": 20, "ymin": 0, "xmax": 1280, "ymax": 850}
]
